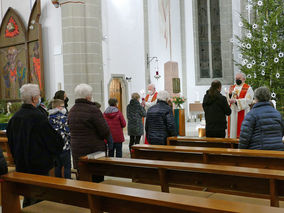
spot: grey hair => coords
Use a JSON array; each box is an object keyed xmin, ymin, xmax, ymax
[
  {"xmin": 157, "ymin": 90, "xmax": 170, "ymax": 102},
  {"xmin": 74, "ymin": 83, "xmax": 93, "ymax": 99},
  {"xmin": 254, "ymin": 86, "xmax": 271, "ymax": 102},
  {"xmin": 148, "ymin": 84, "xmax": 155, "ymax": 89},
  {"xmin": 20, "ymin": 84, "xmax": 40, "ymax": 104},
  {"xmin": 237, "ymin": 72, "xmax": 246, "ymax": 80}
]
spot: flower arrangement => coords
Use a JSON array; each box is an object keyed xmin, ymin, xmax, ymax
[{"xmin": 172, "ymin": 96, "xmax": 186, "ymax": 109}]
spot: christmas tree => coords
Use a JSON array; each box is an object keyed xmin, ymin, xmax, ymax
[{"xmin": 233, "ymin": 0, "xmax": 283, "ymax": 115}]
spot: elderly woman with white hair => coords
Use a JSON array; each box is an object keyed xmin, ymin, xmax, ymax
[
  {"xmin": 145, "ymin": 90, "xmax": 177, "ymax": 145},
  {"xmin": 68, "ymin": 83, "xmax": 110, "ymax": 182},
  {"xmin": 239, "ymin": 86, "xmax": 284, "ymax": 150}
]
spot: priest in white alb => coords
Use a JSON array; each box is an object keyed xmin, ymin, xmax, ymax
[
  {"xmin": 227, "ymin": 73, "xmax": 254, "ymax": 138},
  {"xmin": 142, "ymin": 84, "xmax": 158, "ymax": 144}
]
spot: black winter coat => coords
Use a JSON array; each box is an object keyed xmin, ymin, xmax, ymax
[
  {"xmin": 127, "ymin": 99, "xmax": 146, "ymax": 136},
  {"xmin": 68, "ymin": 99, "xmax": 110, "ymax": 168},
  {"xmin": 202, "ymin": 91, "xmax": 231, "ymax": 133},
  {"xmin": 146, "ymin": 100, "xmax": 177, "ymax": 145},
  {"xmin": 0, "ymin": 148, "xmax": 7, "ymax": 175},
  {"xmin": 7, "ymin": 104, "xmax": 64, "ymax": 175},
  {"xmin": 239, "ymin": 102, "xmax": 284, "ymax": 150}
]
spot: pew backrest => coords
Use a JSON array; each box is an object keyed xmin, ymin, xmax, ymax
[
  {"xmin": 131, "ymin": 144, "xmax": 284, "ymax": 170},
  {"xmin": 78, "ymin": 156, "xmax": 284, "ymax": 207},
  {"xmin": 4, "ymin": 172, "xmax": 283, "ymax": 213}
]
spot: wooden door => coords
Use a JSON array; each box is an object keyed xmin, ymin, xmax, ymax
[{"xmin": 109, "ymin": 78, "xmax": 122, "ymax": 112}]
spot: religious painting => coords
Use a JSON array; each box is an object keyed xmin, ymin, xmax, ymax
[
  {"xmin": 0, "ymin": 45, "xmax": 28, "ymax": 99},
  {"xmin": 172, "ymin": 78, "xmax": 180, "ymax": 93},
  {"xmin": 0, "ymin": 8, "xmax": 26, "ymax": 48},
  {"xmin": 29, "ymin": 41, "xmax": 44, "ymax": 95},
  {"xmin": 0, "ymin": 0, "xmax": 44, "ymax": 100}
]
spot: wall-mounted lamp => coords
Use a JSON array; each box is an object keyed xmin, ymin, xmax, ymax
[
  {"xmin": 126, "ymin": 77, "xmax": 132, "ymax": 82},
  {"xmin": 147, "ymin": 53, "xmax": 161, "ymax": 80}
]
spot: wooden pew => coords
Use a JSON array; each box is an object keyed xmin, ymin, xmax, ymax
[
  {"xmin": 3, "ymin": 172, "xmax": 282, "ymax": 213},
  {"xmin": 0, "ymin": 136, "xmax": 14, "ymax": 165},
  {"xmin": 0, "ymin": 130, "xmax": 6, "ymax": 137},
  {"xmin": 167, "ymin": 136, "xmax": 239, "ymax": 148},
  {"xmin": 131, "ymin": 144, "xmax": 284, "ymax": 170},
  {"xmin": 78, "ymin": 156, "xmax": 284, "ymax": 207}
]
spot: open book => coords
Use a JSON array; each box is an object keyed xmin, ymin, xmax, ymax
[{"xmin": 87, "ymin": 151, "xmax": 106, "ymax": 159}]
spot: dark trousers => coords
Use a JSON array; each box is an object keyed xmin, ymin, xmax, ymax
[
  {"xmin": 22, "ymin": 171, "xmax": 49, "ymax": 208},
  {"xmin": 129, "ymin": 136, "xmax": 141, "ymax": 151},
  {"xmin": 109, "ymin": 142, "xmax": 122, "ymax": 158},
  {"xmin": 206, "ymin": 130, "xmax": 226, "ymax": 138},
  {"xmin": 55, "ymin": 150, "xmax": 71, "ymax": 179}
]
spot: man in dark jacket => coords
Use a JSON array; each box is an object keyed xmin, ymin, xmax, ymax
[
  {"xmin": 146, "ymin": 90, "xmax": 177, "ymax": 145},
  {"xmin": 239, "ymin": 87, "xmax": 284, "ymax": 150},
  {"xmin": 202, "ymin": 80, "xmax": 231, "ymax": 138},
  {"xmin": 68, "ymin": 84, "xmax": 110, "ymax": 182},
  {"xmin": 7, "ymin": 84, "xmax": 64, "ymax": 207}
]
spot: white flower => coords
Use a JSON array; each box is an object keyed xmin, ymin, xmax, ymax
[
  {"xmin": 274, "ymin": 58, "xmax": 279, "ymax": 63},
  {"xmin": 252, "ymin": 60, "xmax": 256, "ymax": 65},
  {"xmin": 258, "ymin": 0, "xmax": 263, "ymax": 6},
  {"xmin": 279, "ymin": 52, "xmax": 284, "ymax": 58},
  {"xmin": 276, "ymin": 73, "xmax": 280, "ymax": 78},
  {"xmin": 246, "ymin": 43, "xmax": 251, "ymax": 49},
  {"xmin": 230, "ymin": 38, "xmax": 234, "ymax": 43},
  {"xmin": 261, "ymin": 62, "xmax": 266, "ymax": 67},
  {"xmin": 247, "ymin": 64, "xmax": 252, "ymax": 69},
  {"xmin": 254, "ymin": 73, "xmax": 257, "ymax": 78},
  {"xmin": 238, "ymin": 54, "xmax": 243, "ymax": 59},
  {"xmin": 252, "ymin": 24, "xmax": 258, "ymax": 29},
  {"xmin": 246, "ymin": 4, "xmax": 252, "ymax": 10},
  {"xmin": 247, "ymin": 33, "xmax": 252, "ymax": 39},
  {"xmin": 271, "ymin": 92, "xmax": 276, "ymax": 98},
  {"xmin": 261, "ymin": 70, "xmax": 265, "ymax": 75},
  {"xmin": 243, "ymin": 59, "xmax": 248, "ymax": 64},
  {"xmin": 263, "ymin": 37, "xmax": 268, "ymax": 42},
  {"xmin": 242, "ymin": 43, "xmax": 246, "ymax": 48},
  {"xmin": 239, "ymin": 22, "xmax": 243, "ymax": 27},
  {"xmin": 272, "ymin": 43, "xmax": 277, "ymax": 49},
  {"xmin": 247, "ymin": 74, "xmax": 252, "ymax": 78}
]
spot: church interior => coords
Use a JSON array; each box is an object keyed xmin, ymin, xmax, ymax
[{"xmin": 0, "ymin": 0, "xmax": 283, "ymax": 212}]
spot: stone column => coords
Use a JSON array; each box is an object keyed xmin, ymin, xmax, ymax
[{"xmin": 60, "ymin": 0, "xmax": 104, "ymax": 106}]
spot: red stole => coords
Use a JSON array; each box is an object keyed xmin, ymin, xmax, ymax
[
  {"xmin": 145, "ymin": 92, "xmax": 158, "ymax": 102},
  {"xmin": 144, "ymin": 92, "xmax": 158, "ymax": 144},
  {"xmin": 228, "ymin": 83, "xmax": 249, "ymax": 138}
]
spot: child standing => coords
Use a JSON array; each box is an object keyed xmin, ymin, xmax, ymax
[
  {"xmin": 48, "ymin": 99, "xmax": 71, "ymax": 178},
  {"xmin": 104, "ymin": 98, "xmax": 126, "ymax": 157}
]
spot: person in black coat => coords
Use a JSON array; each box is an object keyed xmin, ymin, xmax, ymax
[
  {"xmin": 0, "ymin": 147, "xmax": 8, "ymax": 175},
  {"xmin": 202, "ymin": 80, "xmax": 231, "ymax": 138},
  {"xmin": 6, "ymin": 84, "xmax": 64, "ymax": 207},
  {"xmin": 127, "ymin": 92, "xmax": 146, "ymax": 151},
  {"xmin": 146, "ymin": 90, "xmax": 177, "ymax": 145}
]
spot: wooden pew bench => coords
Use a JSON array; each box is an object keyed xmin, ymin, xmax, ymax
[
  {"xmin": 131, "ymin": 144, "xmax": 284, "ymax": 170},
  {"xmin": 0, "ymin": 136, "xmax": 14, "ymax": 165},
  {"xmin": 167, "ymin": 136, "xmax": 239, "ymax": 148},
  {"xmin": 3, "ymin": 172, "xmax": 282, "ymax": 213},
  {"xmin": 78, "ymin": 156, "xmax": 284, "ymax": 207}
]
